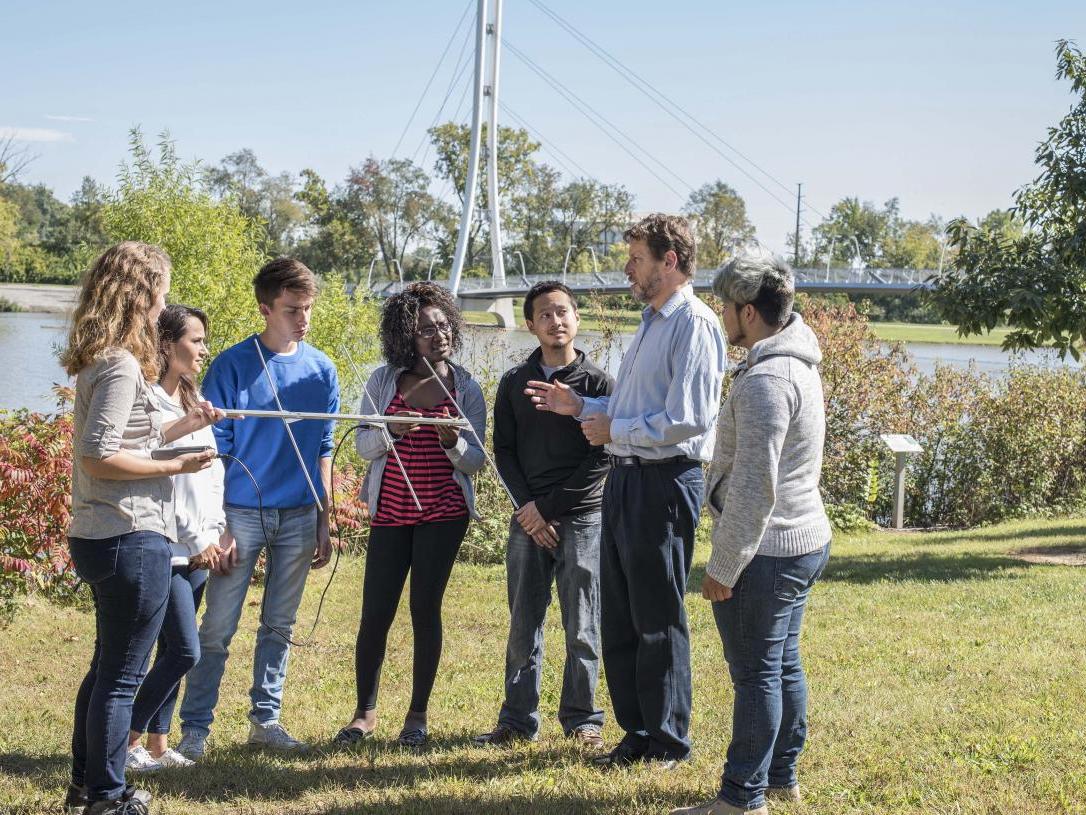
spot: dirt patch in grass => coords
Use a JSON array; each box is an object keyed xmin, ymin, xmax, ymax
[{"xmin": 1010, "ymin": 544, "xmax": 1086, "ymax": 566}]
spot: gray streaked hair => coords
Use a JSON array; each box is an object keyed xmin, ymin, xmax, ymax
[{"xmin": 713, "ymin": 246, "xmax": 795, "ymax": 327}]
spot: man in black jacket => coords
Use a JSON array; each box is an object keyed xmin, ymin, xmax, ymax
[{"xmin": 475, "ymin": 282, "xmax": 614, "ymax": 748}]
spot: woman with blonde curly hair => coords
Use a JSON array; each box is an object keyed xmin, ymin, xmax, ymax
[{"xmin": 61, "ymin": 241, "xmax": 223, "ymax": 815}]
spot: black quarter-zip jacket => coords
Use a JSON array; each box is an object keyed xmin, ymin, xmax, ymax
[{"xmin": 493, "ymin": 346, "xmax": 614, "ymax": 522}]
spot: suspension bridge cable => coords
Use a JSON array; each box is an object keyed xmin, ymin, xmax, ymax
[
  {"xmin": 499, "ymin": 101, "xmax": 597, "ymax": 181},
  {"xmin": 392, "ymin": 0, "xmax": 474, "ymax": 159},
  {"xmin": 525, "ymin": 0, "xmax": 825, "ymax": 224},
  {"xmin": 504, "ymin": 40, "xmax": 691, "ymax": 199},
  {"xmin": 411, "ymin": 19, "xmax": 476, "ymax": 165}
]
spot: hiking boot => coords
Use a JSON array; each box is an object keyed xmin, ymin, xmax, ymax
[
  {"xmin": 473, "ymin": 723, "xmax": 534, "ymax": 747},
  {"xmin": 669, "ymin": 798, "xmax": 767, "ymax": 815},
  {"xmin": 567, "ymin": 724, "xmax": 605, "ymax": 750},
  {"xmin": 765, "ymin": 784, "xmax": 801, "ymax": 803},
  {"xmin": 83, "ymin": 787, "xmax": 152, "ymax": 815},
  {"xmin": 247, "ymin": 720, "xmax": 308, "ymax": 753},
  {"xmin": 62, "ymin": 783, "xmax": 87, "ymax": 811},
  {"xmin": 175, "ymin": 729, "xmax": 206, "ymax": 761},
  {"xmin": 153, "ymin": 748, "xmax": 195, "ymax": 768},
  {"xmin": 124, "ymin": 746, "xmax": 162, "ymax": 773}
]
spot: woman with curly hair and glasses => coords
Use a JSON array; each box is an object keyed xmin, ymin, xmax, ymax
[
  {"xmin": 332, "ymin": 282, "xmax": 486, "ymax": 750},
  {"xmin": 60, "ymin": 242, "xmax": 223, "ymax": 815}
]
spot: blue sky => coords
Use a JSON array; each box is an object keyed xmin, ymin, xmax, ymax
[{"xmin": 3, "ymin": 0, "xmax": 1084, "ymax": 255}]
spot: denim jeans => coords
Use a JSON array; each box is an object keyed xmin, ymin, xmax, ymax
[
  {"xmin": 69, "ymin": 532, "xmax": 172, "ymax": 802},
  {"xmin": 179, "ymin": 504, "xmax": 317, "ymax": 736},
  {"xmin": 498, "ymin": 511, "xmax": 604, "ymax": 738},
  {"xmin": 130, "ymin": 565, "xmax": 207, "ymax": 735},
  {"xmin": 600, "ymin": 461, "xmax": 703, "ymax": 760},
  {"xmin": 712, "ymin": 543, "xmax": 831, "ymax": 809}
]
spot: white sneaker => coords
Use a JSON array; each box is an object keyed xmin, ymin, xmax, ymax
[
  {"xmin": 155, "ymin": 747, "xmax": 195, "ymax": 768},
  {"xmin": 125, "ymin": 746, "xmax": 163, "ymax": 773},
  {"xmin": 176, "ymin": 730, "xmax": 207, "ymax": 761},
  {"xmin": 669, "ymin": 799, "xmax": 768, "ymax": 815},
  {"xmin": 247, "ymin": 720, "xmax": 308, "ymax": 752}
]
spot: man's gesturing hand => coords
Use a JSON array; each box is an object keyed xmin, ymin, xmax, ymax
[{"xmin": 524, "ymin": 379, "xmax": 584, "ymax": 416}]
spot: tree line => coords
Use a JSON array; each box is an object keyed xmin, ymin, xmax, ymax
[{"xmin": 1, "ymin": 123, "xmax": 1010, "ymax": 288}]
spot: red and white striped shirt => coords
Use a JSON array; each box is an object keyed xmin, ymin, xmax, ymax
[{"xmin": 371, "ymin": 391, "xmax": 468, "ymax": 526}]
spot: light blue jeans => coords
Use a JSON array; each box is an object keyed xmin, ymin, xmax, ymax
[
  {"xmin": 497, "ymin": 511, "xmax": 604, "ymax": 737},
  {"xmin": 179, "ymin": 504, "xmax": 317, "ymax": 737}
]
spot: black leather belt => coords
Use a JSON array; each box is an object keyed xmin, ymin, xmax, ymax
[{"xmin": 609, "ymin": 454, "xmax": 696, "ymax": 467}]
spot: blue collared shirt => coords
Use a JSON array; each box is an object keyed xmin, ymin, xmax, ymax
[{"xmin": 580, "ymin": 285, "xmax": 727, "ymax": 462}]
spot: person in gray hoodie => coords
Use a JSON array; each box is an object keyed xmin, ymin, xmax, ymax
[{"xmin": 672, "ymin": 248, "xmax": 832, "ymax": 815}]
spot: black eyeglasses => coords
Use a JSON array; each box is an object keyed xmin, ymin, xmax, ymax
[{"xmin": 416, "ymin": 322, "xmax": 453, "ymax": 339}]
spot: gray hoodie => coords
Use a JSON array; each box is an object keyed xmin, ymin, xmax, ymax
[{"xmin": 705, "ymin": 312, "xmax": 832, "ymax": 587}]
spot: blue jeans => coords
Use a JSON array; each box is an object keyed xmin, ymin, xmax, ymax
[
  {"xmin": 130, "ymin": 566, "xmax": 207, "ymax": 735},
  {"xmin": 601, "ymin": 461, "xmax": 703, "ymax": 761},
  {"xmin": 69, "ymin": 532, "xmax": 172, "ymax": 802},
  {"xmin": 179, "ymin": 504, "xmax": 317, "ymax": 736},
  {"xmin": 712, "ymin": 543, "xmax": 831, "ymax": 809},
  {"xmin": 498, "ymin": 511, "xmax": 604, "ymax": 737}
]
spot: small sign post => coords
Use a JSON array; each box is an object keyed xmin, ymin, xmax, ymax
[{"xmin": 880, "ymin": 434, "xmax": 924, "ymax": 530}]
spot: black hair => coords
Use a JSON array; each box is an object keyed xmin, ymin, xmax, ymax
[
  {"xmin": 523, "ymin": 281, "xmax": 578, "ymax": 321},
  {"xmin": 380, "ymin": 282, "xmax": 464, "ymax": 369}
]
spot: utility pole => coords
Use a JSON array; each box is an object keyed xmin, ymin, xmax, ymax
[{"xmin": 793, "ymin": 182, "xmax": 802, "ymax": 268}]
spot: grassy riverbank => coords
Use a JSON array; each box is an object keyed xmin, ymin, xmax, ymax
[{"xmin": 1, "ymin": 516, "xmax": 1084, "ymax": 814}]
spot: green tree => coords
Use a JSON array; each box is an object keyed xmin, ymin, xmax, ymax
[
  {"xmin": 342, "ymin": 157, "xmax": 442, "ymax": 280},
  {"xmin": 293, "ymin": 168, "xmax": 375, "ymax": 280},
  {"xmin": 932, "ymin": 40, "xmax": 1086, "ymax": 358},
  {"xmin": 205, "ymin": 149, "xmax": 305, "ymax": 255},
  {"xmin": 682, "ymin": 180, "xmax": 755, "ymax": 269},
  {"xmin": 104, "ymin": 130, "xmax": 379, "ymax": 379},
  {"xmin": 552, "ymin": 179, "xmax": 634, "ymax": 273},
  {"xmin": 428, "ymin": 122, "xmax": 541, "ymax": 274}
]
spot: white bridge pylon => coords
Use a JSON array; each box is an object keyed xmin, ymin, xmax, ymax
[{"xmin": 448, "ymin": 0, "xmax": 505, "ymax": 296}]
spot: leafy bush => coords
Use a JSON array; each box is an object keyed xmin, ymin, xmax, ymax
[{"xmin": 0, "ymin": 390, "xmax": 80, "ymax": 619}]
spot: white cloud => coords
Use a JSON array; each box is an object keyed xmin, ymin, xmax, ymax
[
  {"xmin": 45, "ymin": 115, "xmax": 94, "ymax": 123},
  {"xmin": 0, "ymin": 126, "xmax": 75, "ymax": 143}
]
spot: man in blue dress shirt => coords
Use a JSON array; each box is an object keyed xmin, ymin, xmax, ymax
[{"xmin": 527, "ymin": 213, "xmax": 727, "ymax": 768}]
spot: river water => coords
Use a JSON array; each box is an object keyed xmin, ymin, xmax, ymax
[{"xmin": 0, "ymin": 311, "xmax": 1079, "ymax": 414}]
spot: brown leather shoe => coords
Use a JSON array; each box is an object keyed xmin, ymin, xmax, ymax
[{"xmin": 568, "ymin": 725, "xmax": 605, "ymax": 749}]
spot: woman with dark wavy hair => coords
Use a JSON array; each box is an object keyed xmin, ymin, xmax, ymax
[
  {"xmin": 124, "ymin": 304, "xmax": 226, "ymax": 773},
  {"xmin": 332, "ymin": 282, "xmax": 485, "ymax": 749}
]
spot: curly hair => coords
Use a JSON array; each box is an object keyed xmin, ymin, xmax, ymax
[
  {"xmin": 380, "ymin": 282, "xmax": 464, "ymax": 369},
  {"xmin": 624, "ymin": 213, "xmax": 697, "ymax": 277},
  {"xmin": 61, "ymin": 241, "xmax": 172, "ymax": 379},
  {"xmin": 158, "ymin": 304, "xmax": 209, "ymax": 412}
]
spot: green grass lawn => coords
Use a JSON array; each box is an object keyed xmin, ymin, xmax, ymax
[
  {"xmin": 863, "ymin": 322, "xmax": 1011, "ymax": 346},
  {"xmin": 3, "ymin": 517, "xmax": 1085, "ymax": 814}
]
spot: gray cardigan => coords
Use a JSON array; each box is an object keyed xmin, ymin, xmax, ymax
[
  {"xmin": 705, "ymin": 313, "xmax": 832, "ymax": 587},
  {"xmin": 69, "ymin": 349, "xmax": 176, "ymax": 541},
  {"xmin": 355, "ymin": 362, "xmax": 487, "ymax": 520}
]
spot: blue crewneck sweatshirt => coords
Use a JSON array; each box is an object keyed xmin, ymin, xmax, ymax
[{"xmin": 202, "ymin": 334, "xmax": 339, "ymax": 509}]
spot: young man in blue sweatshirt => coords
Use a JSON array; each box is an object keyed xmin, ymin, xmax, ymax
[{"xmin": 177, "ymin": 258, "xmax": 339, "ymax": 757}]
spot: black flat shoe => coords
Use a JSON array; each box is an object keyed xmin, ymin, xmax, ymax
[
  {"xmin": 331, "ymin": 725, "xmax": 374, "ymax": 748},
  {"xmin": 396, "ymin": 726, "xmax": 428, "ymax": 748}
]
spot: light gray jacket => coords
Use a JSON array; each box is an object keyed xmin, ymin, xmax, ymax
[
  {"xmin": 355, "ymin": 362, "xmax": 487, "ymax": 520},
  {"xmin": 705, "ymin": 312, "xmax": 832, "ymax": 587}
]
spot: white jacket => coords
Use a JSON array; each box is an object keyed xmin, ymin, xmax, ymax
[{"xmin": 151, "ymin": 384, "xmax": 227, "ymax": 566}]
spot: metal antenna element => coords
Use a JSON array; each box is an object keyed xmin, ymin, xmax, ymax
[
  {"xmin": 421, "ymin": 356, "xmax": 519, "ymax": 509},
  {"xmin": 340, "ymin": 346, "xmax": 424, "ymax": 513},
  {"xmin": 252, "ymin": 338, "xmax": 325, "ymax": 513}
]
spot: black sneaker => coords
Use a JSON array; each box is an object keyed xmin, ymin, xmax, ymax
[
  {"xmin": 62, "ymin": 783, "xmax": 87, "ymax": 811},
  {"xmin": 591, "ymin": 742, "xmax": 646, "ymax": 769},
  {"xmin": 472, "ymin": 723, "xmax": 534, "ymax": 747},
  {"xmin": 83, "ymin": 787, "xmax": 152, "ymax": 815}
]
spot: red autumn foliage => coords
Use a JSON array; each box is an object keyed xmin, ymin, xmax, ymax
[{"xmin": 0, "ymin": 387, "xmax": 80, "ymax": 603}]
